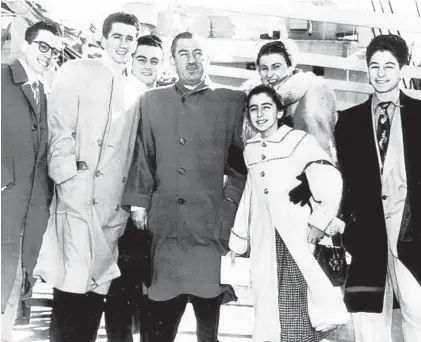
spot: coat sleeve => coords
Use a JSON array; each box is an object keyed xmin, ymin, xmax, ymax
[
  {"xmin": 122, "ymin": 96, "xmax": 156, "ymax": 210},
  {"xmin": 47, "ymin": 62, "xmax": 79, "ymax": 184},
  {"xmin": 299, "ymin": 135, "xmax": 344, "ymax": 236},
  {"xmin": 224, "ymin": 91, "xmax": 247, "ymax": 204},
  {"xmin": 229, "ymin": 174, "xmax": 251, "ymax": 255}
]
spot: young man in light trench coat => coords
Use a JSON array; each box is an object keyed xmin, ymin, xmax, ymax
[{"xmin": 33, "ymin": 12, "xmax": 146, "ymax": 341}]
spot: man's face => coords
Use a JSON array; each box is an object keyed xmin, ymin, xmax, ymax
[
  {"xmin": 103, "ymin": 22, "xmax": 137, "ymax": 64},
  {"xmin": 368, "ymin": 50, "xmax": 402, "ymax": 95},
  {"xmin": 258, "ymin": 53, "xmax": 290, "ymax": 87},
  {"xmin": 171, "ymin": 37, "xmax": 208, "ymax": 86},
  {"xmin": 132, "ymin": 45, "xmax": 164, "ymax": 87},
  {"xmin": 25, "ymin": 29, "xmax": 62, "ymax": 75}
]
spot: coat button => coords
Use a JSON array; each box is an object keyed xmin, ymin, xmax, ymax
[
  {"xmin": 92, "ymin": 199, "xmax": 98, "ymax": 205},
  {"xmin": 32, "ymin": 124, "xmax": 38, "ymax": 131},
  {"xmin": 177, "ymin": 198, "xmax": 186, "ymax": 205},
  {"xmin": 264, "ymin": 188, "xmax": 269, "ymax": 194},
  {"xmin": 71, "ymin": 132, "xmax": 76, "ymax": 138},
  {"xmin": 115, "ymin": 204, "xmax": 120, "ymax": 211},
  {"xmin": 180, "ymin": 138, "xmax": 186, "ymax": 145},
  {"xmin": 260, "ymin": 171, "xmax": 265, "ymax": 177},
  {"xmin": 262, "ymin": 142, "xmax": 266, "ymax": 147},
  {"xmin": 122, "ymin": 177, "xmax": 127, "ymax": 183},
  {"xmin": 178, "ymin": 167, "xmax": 186, "ymax": 175},
  {"xmin": 261, "ymin": 155, "xmax": 266, "ymax": 160},
  {"xmin": 382, "ymin": 195, "xmax": 388, "ymax": 200},
  {"xmin": 97, "ymin": 139, "xmax": 103, "ymax": 147}
]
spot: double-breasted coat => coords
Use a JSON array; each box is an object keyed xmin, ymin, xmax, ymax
[
  {"xmin": 34, "ymin": 58, "xmax": 145, "ymax": 294},
  {"xmin": 1, "ymin": 60, "xmax": 51, "ymax": 312},
  {"xmin": 123, "ymin": 78, "xmax": 247, "ymax": 301}
]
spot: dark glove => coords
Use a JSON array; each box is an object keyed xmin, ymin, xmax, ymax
[{"xmin": 289, "ymin": 173, "xmax": 311, "ymax": 207}]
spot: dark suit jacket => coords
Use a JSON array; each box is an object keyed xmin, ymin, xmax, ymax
[
  {"xmin": 335, "ymin": 91, "xmax": 421, "ymax": 313},
  {"xmin": 1, "ymin": 60, "xmax": 51, "ymax": 312}
]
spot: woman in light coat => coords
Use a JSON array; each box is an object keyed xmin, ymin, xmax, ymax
[{"xmin": 229, "ymin": 85, "xmax": 348, "ymax": 342}]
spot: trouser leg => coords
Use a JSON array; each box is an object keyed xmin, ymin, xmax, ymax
[
  {"xmin": 352, "ymin": 272, "xmax": 394, "ymax": 342},
  {"xmin": 146, "ymin": 295, "xmax": 188, "ymax": 342},
  {"xmin": 50, "ymin": 288, "xmax": 104, "ymax": 342},
  {"xmin": 387, "ymin": 247, "xmax": 421, "ymax": 342},
  {"xmin": 104, "ymin": 291, "xmax": 134, "ymax": 342},
  {"xmin": 1, "ymin": 252, "xmax": 23, "ymax": 342},
  {"xmin": 190, "ymin": 295, "xmax": 222, "ymax": 342}
]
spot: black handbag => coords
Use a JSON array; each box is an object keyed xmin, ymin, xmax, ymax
[{"xmin": 314, "ymin": 234, "xmax": 348, "ymax": 287}]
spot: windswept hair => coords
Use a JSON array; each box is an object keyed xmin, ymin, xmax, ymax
[
  {"xmin": 137, "ymin": 34, "xmax": 163, "ymax": 50},
  {"xmin": 366, "ymin": 34, "xmax": 409, "ymax": 68},
  {"xmin": 25, "ymin": 20, "xmax": 62, "ymax": 44},
  {"xmin": 102, "ymin": 12, "xmax": 139, "ymax": 38}
]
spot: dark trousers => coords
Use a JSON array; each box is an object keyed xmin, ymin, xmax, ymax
[
  {"xmin": 147, "ymin": 294, "xmax": 222, "ymax": 342},
  {"xmin": 50, "ymin": 288, "xmax": 105, "ymax": 342}
]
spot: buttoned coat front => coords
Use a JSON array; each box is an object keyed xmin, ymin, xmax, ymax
[
  {"xmin": 1, "ymin": 60, "xmax": 51, "ymax": 312},
  {"xmin": 123, "ymin": 79, "xmax": 246, "ymax": 301},
  {"xmin": 229, "ymin": 126, "xmax": 348, "ymax": 341},
  {"xmin": 34, "ymin": 59, "xmax": 145, "ymax": 294}
]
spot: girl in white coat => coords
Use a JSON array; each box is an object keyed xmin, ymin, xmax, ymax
[{"xmin": 229, "ymin": 85, "xmax": 348, "ymax": 342}]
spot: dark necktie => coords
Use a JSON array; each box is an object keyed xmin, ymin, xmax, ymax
[{"xmin": 377, "ymin": 101, "xmax": 391, "ymax": 168}]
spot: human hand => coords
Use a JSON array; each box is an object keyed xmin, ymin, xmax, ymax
[
  {"xmin": 228, "ymin": 250, "xmax": 239, "ymax": 265},
  {"xmin": 307, "ymin": 225, "xmax": 325, "ymax": 244},
  {"xmin": 131, "ymin": 207, "xmax": 148, "ymax": 230}
]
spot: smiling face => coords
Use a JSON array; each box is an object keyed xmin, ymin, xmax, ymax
[
  {"xmin": 132, "ymin": 45, "xmax": 164, "ymax": 87},
  {"xmin": 103, "ymin": 22, "xmax": 137, "ymax": 64},
  {"xmin": 171, "ymin": 37, "xmax": 208, "ymax": 86},
  {"xmin": 368, "ymin": 50, "xmax": 402, "ymax": 95},
  {"xmin": 258, "ymin": 53, "xmax": 290, "ymax": 87},
  {"xmin": 24, "ymin": 29, "xmax": 62, "ymax": 75},
  {"xmin": 249, "ymin": 93, "xmax": 284, "ymax": 138}
]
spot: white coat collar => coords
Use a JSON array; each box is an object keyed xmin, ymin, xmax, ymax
[{"xmin": 246, "ymin": 125, "xmax": 294, "ymax": 144}]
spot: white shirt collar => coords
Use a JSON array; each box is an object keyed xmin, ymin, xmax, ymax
[
  {"xmin": 18, "ymin": 57, "xmax": 40, "ymax": 85},
  {"xmin": 100, "ymin": 53, "xmax": 132, "ymax": 76}
]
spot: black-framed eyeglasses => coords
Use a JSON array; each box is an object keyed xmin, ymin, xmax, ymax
[{"xmin": 32, "ymin": 41, "xmax": 61, "ymax": 58}]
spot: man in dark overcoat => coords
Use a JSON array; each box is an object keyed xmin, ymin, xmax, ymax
[
  {"xmin": 1, "ymin": 20, "xmax": 62, "ymax": 341},
  {"xmin": 335, "ymin": 34, "xmax": 421, "ymax": 341},
  {"xmin": 123, "ymin": 31, "xmax": 246, "ymax": 342}
]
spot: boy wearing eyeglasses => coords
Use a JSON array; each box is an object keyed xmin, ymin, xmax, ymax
[{"xmin": 1, "ymin": 20, "xmax": 62, "ymax": 342}]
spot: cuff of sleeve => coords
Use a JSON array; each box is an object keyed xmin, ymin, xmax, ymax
[
  {"xmin": 122, "ymin": 193, "xmax": 151, "ymax": 211},
  {"xmin": 228, "ymin": 229, "xmax": 249, "ymax": 255},
  {"xmin": 224, "ymin": 185, "xmax": 243, "ymax": 205},
  {"xmin": 49, "ymin": 157, "xmax": 78, "ymax": 184},
  {"xmin": 308, "ymin": 208, "xmax": 345, "ymax": 236}
]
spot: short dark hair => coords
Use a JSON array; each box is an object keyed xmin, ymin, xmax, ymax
[
  {"xmin": 25, "ymin": 20, "xmax": 62, "ymax": 44},
  {"xmin": 171, "ymin": 31, "xmax": 204, "ymax": 57},
  {"xmin": 246, "ymin": 84, "xmax": 292, "ymax": 128},
  {"xmin": 256, "ymin": 41, "xmax": 292, "ymax": 67},
  {"xmin": 137, "ymin": 34, "xmax": 163, "ymax": 50},
  {"xmin": 102, "ymin": 12, "xmax": 139, "ymax": 38},
  {"xmin": 366, "ymin": 34, "xmax": 409, "ymax": 68}
]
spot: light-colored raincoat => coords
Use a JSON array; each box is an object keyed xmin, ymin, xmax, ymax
[{"xmin": 34, "ymin": 57, "xmax": 145, "ymax": 294}]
